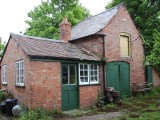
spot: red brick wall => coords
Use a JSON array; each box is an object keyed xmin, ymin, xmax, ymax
[
  {"xmin": 70, "ymin": 35, "xmax": 104, "ymax": 58},
  {"xmin": 99, "ymin": 5, "xmax": 145, "ymax": 90},
  {"xmin": 1, "ymin": 38, "xmax": 31, "ymax": 107},
  {"xmin": 79, "ymin": 85, "xmax": 100, "ymax": 108},
  {"xmin": 29, "ymin": 61, "xmax": 61, "ymax": 110}
]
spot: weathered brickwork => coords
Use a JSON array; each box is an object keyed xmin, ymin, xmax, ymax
[
  {"xmin": 1, "ymin": 38, "xmax": 31, "ymax": 107},
  {"xmin": 79, "ymin": 85, "xmax": 100, "ymax": 108},
  {"xmin": 71, "ymin": 35, "xmax": 104, "ymax": 58},
  {"xmin": 29, "ymin": 61, "xmax": 61, "ymax": 110}
]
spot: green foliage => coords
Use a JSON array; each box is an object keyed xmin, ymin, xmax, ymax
[
  {"xmin": 106, "ymin": 0, "xmax": 160, "ymax": 56},
  {"xmin": 147, "ymin": 31, "xmax": 160, "ymax": 73},
  {"xmin": 0, "ymin": 92, "xmax": 5, "ymax": 102},
  {"xmin": 24, "ymin": 0, "xmax": 90, "ymax": 39},
  {"xmin": 0, "ymin": 37, "xmax": 6, "ymax": 57},
  {"xmin": 18, "ymin": 108, "xmax": 52, "ymax": 120},
  {"xmin": 96, "ymin": 88, "xmax": 105, "ymax": 107}
]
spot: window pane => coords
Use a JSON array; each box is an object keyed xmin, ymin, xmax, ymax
[
  {"xmin": 70, "ymin": 64, "xmax": 76, "ymax": 84},
  {"xmin": 80, "ymin": 77, "xmax": 84, "ymax": 82},
  {"xmin": 80, "ymin": 64, "xmax": 83, "ymax": 70},
  {"xmin": 84, "ymin": 65, "xmax": 88, "ymax": 70},
  {"xmin": 20, "ymin": 76, "xmax": 24, "ymax": 83},
  {"xmin": 62, "ymin": 64, "xmax": 68, "ymax": 84},
  {"xmin": 84, "ymin": 71, "xmax": 88, "ymax": 76}
]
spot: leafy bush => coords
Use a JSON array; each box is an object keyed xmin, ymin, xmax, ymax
[
  {"xmin": 0, "ymin": 92, "xmax": 5, "ymax": 102},
  {"xmin": 96, "ymin": 88, "xmax": 105, "ymax": 107},
  {"xmin": 18, "ymin": 108, "xmax": 52, "ymax": 120}
]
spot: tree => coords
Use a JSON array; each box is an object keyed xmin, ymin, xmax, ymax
[
  {"xmin": 106, "ymin": 0, "xmax": 160, "ymax": 56},
  {"xmin": 147, "ymin": 31, "xmax": 160, "ymax": 73},
  {"xmin": 24, "ymin": 0, "xmax": 90, "ymax": 39},
  {"xmin": 0, "ymin": 37, "xmax": 6, "ymax": 57}
]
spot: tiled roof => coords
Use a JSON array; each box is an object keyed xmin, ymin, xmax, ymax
[
  {"xmin": 71, "ymin": 3, "xmax": 124, "ymax": 40},
  {"xmin": 10, "ymin": 33, "xmax": 101, "ymax": 61}
]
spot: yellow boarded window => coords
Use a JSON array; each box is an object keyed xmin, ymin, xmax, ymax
[{"xmin": 120, "ymin": 35, "xmax": 130, "ymax": 57}]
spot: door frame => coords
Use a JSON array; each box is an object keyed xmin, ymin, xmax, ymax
[{"xmin": 61, "ymin": 63, "xmax": 79, "ymax": 111}]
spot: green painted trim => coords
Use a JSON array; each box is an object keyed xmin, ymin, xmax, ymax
[{"xmin": 30, "ymin": 57, "xmax": 102, "ymax": 64}]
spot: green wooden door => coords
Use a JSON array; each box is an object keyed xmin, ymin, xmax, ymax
[
  {"xmin": 146, "ymin": 65, "xmax": 153, "ymax": 83},
  {"xmin": 106, "ymin": 62, "xmax": 130, "ymax": 97},
  {"xmin": 62, "ymin": 64, "xmax": 79, "ymax": 111}
]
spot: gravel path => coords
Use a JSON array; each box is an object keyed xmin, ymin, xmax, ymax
[{"xmin": 65, "ymin": 112, "xmax": 124, "ymax": 120}]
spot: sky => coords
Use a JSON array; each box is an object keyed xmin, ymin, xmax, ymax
[{"xmin": 0, "ymin": 0, "xmax": 111, "ymax": 43}]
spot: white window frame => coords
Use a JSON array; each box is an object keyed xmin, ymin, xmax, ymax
[
  {"xmin": 79, "ymin": 64, "xmax": 89, "ymax": 85},
  {"xmin": 1, "ymin": 65, "xmax": 7, "ymax": 84},
  {"xmin": 90, "ymin": 64, "xmax": 99, "ymax": 84},
  {"xmin": 79, "ymin": 64, "xmax": 99, "ymax": 85},
  {"xmin": 16, "ymin": 60, "xmax": 24, "ymax": 86}
]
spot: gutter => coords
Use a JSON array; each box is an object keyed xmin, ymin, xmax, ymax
[{"xmin": 29, "ymin": 55, "xmax": 102, "ymax": 63}]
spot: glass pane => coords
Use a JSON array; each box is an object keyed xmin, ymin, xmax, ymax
[
  {"xmin": 91, "ymin": 65, "xmax": 93, "ymax": 69},
  {"xmin": 91, "ymin": 71, "xmax": 94, "ymax": 75},
  {"xmin": 84, "ymin": 71, "xmax": 88, "ymax": 76},
  {"xmin": 80, "ymin": 71, "xmax": 83, "ymax": 76},
  {"xmin": 80, "ymin": 64, "xmax": 83, "ymax": 70},
  {"xmin": 80, "ymin": 77, "xmax": 84, "ymax": 82},
  {"xmin": 62, "ymin": 64, "xmax": 68, "ymax": 84},
  {"xmin": 85, "ymin": 77, "xmax": 88, "ymax": 82},
  {"xmin": 20, "ymin": 76, "xmax": 24, "ymax": 83},
  {"xmin": 94, "ymin": 71, "xmax": 97, "ymax": 75},
  {"xmin": 84, "ymin": 65, "xmax": 88, "ymax": 70},
  {"xmin": 70, "ymin": 64, "xmax": 76, "ymax": 84}
]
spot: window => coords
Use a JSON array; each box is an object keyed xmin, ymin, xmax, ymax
[
  {"xmin": 120, "ymin": 33, "xmax": 131, "ymax": 57},
  {"xmin": 90, "ymin": 65, "xmax": 99, "ymax": 84},
  {"xmin": 79, "ymin": 64, "xmax": 89, "ymax": 85},
  {"xmin": 62, "ymin": 64, "xmax": 77, "ymax": 85},
  {"xmin": 79, "ymin": 64, "xmax": 99, "ymax": 85},
  {"xmin": 16, "ymin": 60, "xmax": 24, "ymax": 86},
  {"xmin": 1, "ymin": 65, "xmax": 7, "ymax": 84}
]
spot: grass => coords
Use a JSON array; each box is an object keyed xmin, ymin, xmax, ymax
[{"xmin": 113, "ymin": 87, "xmax": 160, "ymax": 120}]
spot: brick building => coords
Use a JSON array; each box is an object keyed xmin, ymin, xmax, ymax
[{"xmin": 1, "ymin": 3, "xmax": 158, "ymax": 111}]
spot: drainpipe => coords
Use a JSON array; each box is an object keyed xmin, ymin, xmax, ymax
[
  {"xmin": 102, "ymin": 35, "xmax": 106, "ymax": 95},
  {"xmin": 96, "ymin": 33, "xmax": 106, "ymax": 96}
]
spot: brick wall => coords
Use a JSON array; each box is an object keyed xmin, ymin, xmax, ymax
[
  {"xmin": 99, "ymin": 5, "xmax": 145, "ymax": 89},
  {"xmin": 79, "ymin": 85, "xmax": 100, "ymax": 108},
  {"xmin": 70, "ymin": 35, "xmax": 104, "ymax": 58},
  {"xmin": 1, "ymin": 38, "xmax": 31, "ymax": 107},
  {"xmin": 29, "ymin": 61, "xmax": 61, "ymax": 110}
]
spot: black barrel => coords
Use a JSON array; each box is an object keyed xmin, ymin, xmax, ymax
[
  {"xmin": 0, "ymin": 102, "xmax": 6, "ymax": 113},
  {"xmin": 5, "ymin": 99, "xmax": 18, "ymax": 116}
]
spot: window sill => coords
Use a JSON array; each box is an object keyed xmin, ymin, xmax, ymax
[
  {"xmin": 79, "ymin": 83, "xmax": 101, "ymax": 86},
  {"xmin": 15, "ymin": 84, "xmax": 25, "ymax": 88},
  {"xmin": 2, "ymin": 83, "xmax": 7, "ymax": 86}
]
